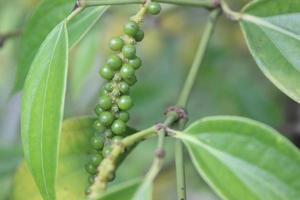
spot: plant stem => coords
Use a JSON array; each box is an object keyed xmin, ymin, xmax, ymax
[
  {"xmin": 80, "ymin": 0, "xmax": 144, "ymax": 6},
  {"xmin": 174, "ymin": 8, "xmax": 220, "ymax": 200},
  {"xmin": 80, "ymin": 0, "xmax": 218, "ymax": 8},
  {"xmin": 122, "ymin": 126, "xmax": 157, "ymax": 146},
  {"xmin": 177, "ymin": 9, "xmax": 221, "ymax": 108},
  {"xmin": 135, "ymin": 112, "xmax": 179, "ymax": 197},
  {"xmin": 155, "ymin": 0, "xmax": 218, "ymax": 8},
  {"xmin": 66, "ymin": 6, "xmax": 85, "ymax": 22}
]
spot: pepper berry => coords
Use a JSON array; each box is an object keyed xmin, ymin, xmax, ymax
[
  {"xmin": 111, "ymin": 119, "xmax": 127, "ymax": 135},
  {"xmin": 107, "ymin": 55, "xmax": 122, "ymax": 70},
  {"xmin": 147, "ymin": 2, "xmax": 162, "ymax": 15},
  {"xmin": 122, "ymin": 44, "xmax": 136, "ymax": 59},
  {"xmin": 109, "ymin": 37, "xmax": 124, "ymax": 51},
  {"xmin": 123, "ymin": 21, "xmax": 140, "ymax": 37}
]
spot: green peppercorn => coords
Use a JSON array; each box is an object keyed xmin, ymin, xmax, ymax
[
  {"xmin": 98, "ymin": 95, "xmax": 112, "ymax": 110},
  {"xmin": 120, "ymin": 64, "xmax": 135, "ymax": 79},
  {"xmin": 129, "ymin": 57, "xmax": 142, "ymax": 69},
  {"xmin": 104, "ymin": 129, "xmax": 113, "ymax": 138},
  {"xmin": 118, "ymin": 111, "xmax": 130, "ymax": 122},
  {"xmin": 99, "ymin": 111, "xmax": 114, "ymax": 126},
  {"xmin": 85, "ymin": 187, "xmax": 91, "ymax": 195},
  {"xmin": 91, "ymin": 154, "xmax": 103, "ymax": 166},
  {"xmin": 117, "ymin": 95, "xmax": 133, "ymax": 110},
  {"xmin": 102, "ymin": 145, "xmax": 112, "ymax": 157},
  {"xmin": 85, "ymin": 163, "xmax": 98, "ymax": 174},
  {"xmin": 122, "ymin": 44, "xmax": 136, "ymax": 59},
  {"xmin": 107, "ymin": 55, "xmax": 122, "ymax": 70},
  {"xmin": 88, "ymin": 175, "xmax": 95, "ymax": 184},
  {"xmin": 123, "ymin": 21, "xmax": 139, "ymax": 37},
  {"xmin": 119, "ymin": 82, "xmax": 130, "ymax": 94},
  {"xmin": 112, "ymin": 136, "xmax": 123, "ymax": 143},
  {"xmin": 134, "ymin": 30, "xmax": 144, "ymax": 42},
  {"xmin": 99, "ymin": 65, "xmax": 114, "ymax": 80},
  {"xmin": 147, "ymin": 2, "xmax": 161, "ymax": 15},
  {"xmin": 104, "ymin": 82, "xmax": 113, "ymax": 92},
  {"xmin": 91, "ymin": 136, "xmax": 104, "ymax": 150},
  {"xmin": 109, "ymin": 37, "xmax": 124, "ymax": 51},
  {"xmin": 93, "ymin": 120, "xmax": 105, "ymax": 132},
  {"xmin": 94, "ymin": 104, "xmax": 104, "ymax": 116},
  {"xmin": 124, "ymin": 75, "xmax": 137, "ymax": 86},
  {"xmin": 111, "ymin": 119, "xmax": 127, "ymax": 135}
]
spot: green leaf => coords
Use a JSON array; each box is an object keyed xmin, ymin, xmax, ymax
[
  {"xmin": 179, "ymin": 116, "xmax": 300, "ymax": 200},
  {"xmin": 240, "ymin": 0, "xmax": 300, "ymax": 103},
  {"xmin": 13, "ymin": 117, "xmax": 95, "ymax": 200},
  {"xmin": 14, "ymin": 116, "xmax": 140, "ymax": 200},
  {"xmin": 15, "ymin": 0, "xmax": 109, "ymax": 91},
  {"xmin": 21, "ymin": 22, "xmax": 68, "ymax": 200},
  {"xmin": 98, "ymin": 179, "xmax": 142, "ymax": 200},
  {"xmin": 70, "ymin": 30, "xmax": 98, "ymax": 98},
  {"xmin": 68, "ymin": 6, "xmax": 108, "ymax": 48}
]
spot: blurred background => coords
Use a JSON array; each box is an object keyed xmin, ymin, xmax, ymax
[{"xmin": 1, "ymin": 0, "xmax": 300, "ymax": 199}]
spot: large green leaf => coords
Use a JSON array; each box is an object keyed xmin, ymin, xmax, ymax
[
  {"xmin": 13, "ymin": 117, "xmax": 94, "ymax": 200},
  {"xmin": 21, "ymin": 22, "xmax": 68, "ymax": 200},
  {"xmin": 178, "ymin": 116, "xmax": 300, "ymax": 200},
  {"xmin": 240, "ymin": 0, "xmax": 300, "ymax": 103},
  {"xmin": 14, "ymin": 116, "xmax": 141, "ymax": 200},
  {"xmin": 15, "ymin": 0, "xmax": 108, "ymax": 91}
]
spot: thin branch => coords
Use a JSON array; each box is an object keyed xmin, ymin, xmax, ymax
[
  {"xmin": 79, "ymin": 0, "xmax": 219, "ymax": 8},
  {"xmin": 175, "ymin": 8, "xmax": 221, "ymax": 200},
  {"xmin": 176, "ymin": 8, "xmax": 221, "ymax": 108}
]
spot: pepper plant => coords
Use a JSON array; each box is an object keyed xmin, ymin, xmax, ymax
[{"xmin": 12, "ymin": 0, "xmax": 300, "ymax": 199}]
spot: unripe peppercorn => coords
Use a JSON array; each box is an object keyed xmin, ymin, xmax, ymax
[
  {"xmin": 129, "ymin": 57, "xmax": 142, "ymax": 69},
  {"xmin": 109, "ymin": 37, "xmax": 124, "ymax": 51},
  {"xmin": 120, "ymin": 64, "xmax": 135, "ymax": 79},
  {"xmin": 124, "ymin": 75, "xmax": 137, "ymax": 86},
  {"xmin": 104, "ymin": 129, "xmax": 113, "ymax": 138},
  {"xmin": 99, "ymin": 65, "xmax": 114, "ymax": 80},
  {"xmin": 104, "ymin": 82, "xmax": 113, "ymax": 92},
  {"xmin": 85, "ymin": 187, "xmax": 91, "ymax": 195},
  {"xmin": 119, "ymin": 82, "xmax": 130, "ymax": 94},
  {"xmin": 134, "ymin": 30, "xmax": 144, "ymax": 42},
  {"xmin": 99, "ymin": 111, "xmax": 114, "ymax": 126},
  {"xmin": 118, "ymin": 96, "xmax": 133, "ymax": 110},
  {"xmin": 147, "ymin": 2, "xmax": 161, "ymax": 15},
  {"xmin": 107, "ymin": 55, "xmax": 122, "ymax": 70},
  {"xmin": 118, "ymin": 111, "xmax": 130, "ymax": 122},
  {"xmin": 98, "ymin": 95, "xmax": 112, "ymax": 110},
  {"xmin": 123, "ymin": 21, "xmax": 139, "ymax": 37},
  {"xmin": 88, "ymin": 175, "xmax": 95, "ymax": 184},
  {"xmin": 112, "ymin": 136, "xmax": 123, "ymax": 143},
  {"xmin": 91, "ymin": 136, "xmax": 104, "ymax": 150},
  {"xmin": 111, "ymin": 119, "xmax": 127, "ymax": 135},
  {"xmin": 102, "ymin": 145, "xmax": 112, "ymax": 157},
  {"xmin": 122, "ymin": 44, "xmax": 136, "ymax": 59},
  {"xmin": 85, "ymin": 163, "xmax": 98, "ymax": 174},
  {"xmin": 93, "ymin": 120, "xmax": 105, "ymax": 132},
  {"xmin": 94, "ymin": 104, "xmax": 104, "ymax": 116},
  {"xmin": 91, "ymin": 154, "xmax": 103, "ymax": 166}
]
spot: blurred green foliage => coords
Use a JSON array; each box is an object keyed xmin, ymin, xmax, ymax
[{"xmin": 0, "ymin": 0, "xmax": 286, "ymax": 199}]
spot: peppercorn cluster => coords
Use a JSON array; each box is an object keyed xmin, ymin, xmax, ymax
[{"xmin": 85, "ymin": 2, "xmax": 162, "ymax": 195}]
